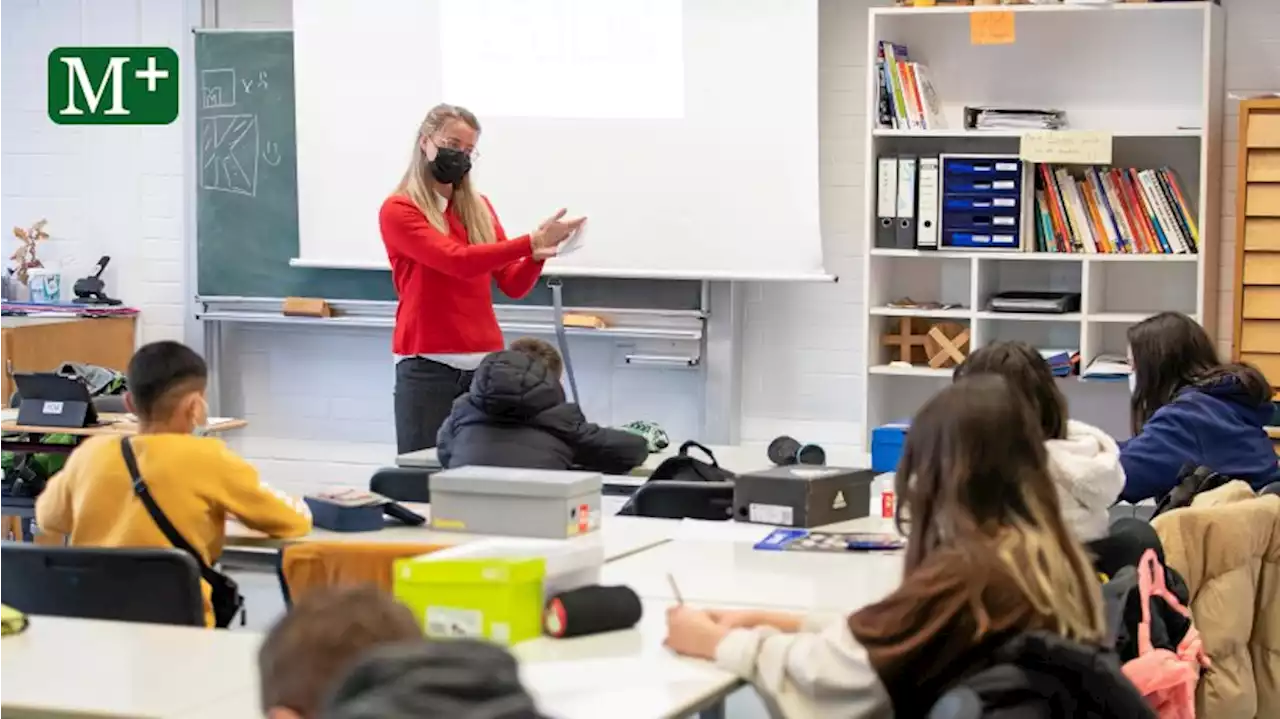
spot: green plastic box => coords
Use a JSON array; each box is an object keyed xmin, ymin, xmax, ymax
[{"xmin": 393, "ymin": 554, "xmax": 547, "ymax": 646}]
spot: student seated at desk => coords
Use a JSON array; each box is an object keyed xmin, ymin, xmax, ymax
[
  {"xmin": 954, "ymin": 341, "xmax": 1124, "ymax": 543},
  {"xmin": 436, "ymin": 337, "xmax": 647, "ymax": 474},
  {"xmin": 34, "ymin": 341, "xmax": 311, "ymax": 627},
  {"xmin": 258, "ymin": 586, "xmax": 424, "ymax": 719},
  {"xmin": 1121, "ymin": 312, "xmax": 1280, "ymax": 502},
  {"xmin": 320, "ymin": 637, "xmax": 546, "ymax": 719},
  {"xmin": 665, "ymin": 376, "xmax": 1120, "ymax": 718}
]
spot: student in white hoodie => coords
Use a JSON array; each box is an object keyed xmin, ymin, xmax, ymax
[
  {"xmin": 663, "ymin": 376, "xmax": 1114, "ymax": 718},
  {"xmin": 953, "ymin": 341, "xmax": 1125, "ymax": 542}
]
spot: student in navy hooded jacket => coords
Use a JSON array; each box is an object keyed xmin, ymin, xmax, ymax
[{"xmin": 1120, "ymin": 312, "xmax": 1279, "ymax": 502}]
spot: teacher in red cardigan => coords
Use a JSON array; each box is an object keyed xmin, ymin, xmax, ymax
[{"xmin": 379, "ymin": 103, "xmax": 584, "ymax": 453}]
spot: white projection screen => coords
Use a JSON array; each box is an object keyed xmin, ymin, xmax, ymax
[{"xmin": 292, "ymin": 0, "xmax": 824, "ymax": 280}]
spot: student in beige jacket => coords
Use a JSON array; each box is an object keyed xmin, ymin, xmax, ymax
[{"xmin": 664, "ymin": 376, "xmax": 1111, "ymax": 717}]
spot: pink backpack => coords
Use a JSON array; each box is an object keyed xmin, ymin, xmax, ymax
[{"xmin": 1120, "ymin": 549, "xmax": 1211, "ymax": 719}]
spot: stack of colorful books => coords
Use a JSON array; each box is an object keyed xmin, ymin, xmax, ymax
[{"xmin": 1033, "ymin": 165, "xmax": 1198, "ymax": 254}]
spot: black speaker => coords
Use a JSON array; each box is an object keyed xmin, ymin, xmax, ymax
[
  {"xmin": 543, "ymin": 585, "xmax": 642, "ymax": 638},
  {"xmin": 767, "ymin": 436, "xmax": 826, "ymax": 466}
]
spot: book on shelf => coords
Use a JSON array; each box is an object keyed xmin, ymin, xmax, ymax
[
  {"xmin": 1040, "ymin": 348, "xmax": 1080, "ymax": 378},
  {"xmin": 877, "ymin": 42, "xmax": 944, "ymax": 131},
  {"xmin": 1033, "ymin": 165, "xmax": 1198, "ymax": 255},
  {"xmin": 1081, "ymin": 354, "xmax": 1132, "ymax": 382},
  {"xmin": 963, "ymin": 107, "xmax": 1066, "ymax": 131}
]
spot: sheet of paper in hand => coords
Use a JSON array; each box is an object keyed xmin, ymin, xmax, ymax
[{"xmin": 556, "ymin": 221, "xmax": 586, "ymax": 257}]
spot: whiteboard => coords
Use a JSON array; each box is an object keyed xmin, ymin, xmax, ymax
[{"xmin": 292, "ymin": 0, "xmax": 825, "ymax": 281}]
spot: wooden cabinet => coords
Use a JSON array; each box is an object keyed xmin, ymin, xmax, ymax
[
  {"xmin": 1233, "ymin": 99, "xmax": 1280, "ymax": 396},
  {"xmin": 0, "ymin": 316, "xmax": 137, "ymax": 402}
]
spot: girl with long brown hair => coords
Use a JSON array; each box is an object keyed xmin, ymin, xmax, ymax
[
  {"xmin": 954, "ymin": 341, "xmax": 1124, "ymax": 542},
  {"xmin": 664, "ymin": 375, "xmax": 1110, "ymax": 716},
  {"xmin": 380, "ymin": 104, "xmax": 584, "ymax": 454},
  {"xmin": 1120, "ymin": 311, "xmax": 1278, "ymax": 501}
]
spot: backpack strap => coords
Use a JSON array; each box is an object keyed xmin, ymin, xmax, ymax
[{"xmin": 677, "ymin": 441, "xmax": 719, "ymax": 468}]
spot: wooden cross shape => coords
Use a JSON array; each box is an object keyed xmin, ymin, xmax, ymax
[
  {"xmin": 882, "ymin": 317, "xmax": 931, "ymax": 364},
  {"xmin": 925, "ymin": 322, "xmax": 971, "ymax": 368}
]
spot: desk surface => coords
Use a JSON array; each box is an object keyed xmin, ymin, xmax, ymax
[
  {"xmin": 0, "ymin": 412, "xmax": 247, "ymax": 437},
  {"xmin": 225, "ymin": 504, "xmax": 680, "ymax": 562},
  {"xmin": 397, "ymin": 443, "xmax": 870, "ymax": 479},
  {"xmin": 0, "ymin": 615, "xmax": 261, "ymax": 718},
  {"xmin": 2, "ymin": 610, "xmax": 737, "ymax": 719},
  {"xmin": 603, "ymin": 516, "xmax": 904, "ymax": 613}
]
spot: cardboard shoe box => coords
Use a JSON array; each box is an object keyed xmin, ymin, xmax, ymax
[
  {"xmin": 733, "ymin": 465, "xmax": 876, "ymax": 527},
  {"xmin": 429, "ymin": 466, "xmax": 602, "ymax": 539}
]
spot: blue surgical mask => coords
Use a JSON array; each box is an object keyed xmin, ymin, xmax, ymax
[{"xmin": 193, "ymin": 397, "xmax": 211, "ymax": 437}]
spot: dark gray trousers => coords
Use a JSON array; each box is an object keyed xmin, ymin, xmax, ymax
[{"xmin": 394, "ymin": 357, "xmax": 474, "ymax": 454}]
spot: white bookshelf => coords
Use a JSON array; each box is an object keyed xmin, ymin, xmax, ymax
[{"xmin": 860, "ymin": 1, "xmax": 1224, "ymax": 443}]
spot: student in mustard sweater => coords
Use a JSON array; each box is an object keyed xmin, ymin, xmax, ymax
[
  {"xmin": 664, "ymin": 375, "xmax": 1111, "ymax": 717},
  {"xmin": 36, "ymin": 341, "xmax": 312, "ymax": 627}
]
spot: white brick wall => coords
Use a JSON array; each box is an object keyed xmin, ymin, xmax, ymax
[
  {"xmin": 4, "ymin": 0, "xmax": 1275, "ymax": 494},
  {"xmin": 2, "ymin": 0, "xmax": 193, "ymax": 346}
]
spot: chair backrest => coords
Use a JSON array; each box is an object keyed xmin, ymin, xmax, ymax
[
  {"xmin": 625, "ymin": 480, "xmax": 734, "ymax": 520},
  {"xmin": 1, "ymin": 544, "xmax": 204, "ymax": 626},
  {"xmin": 369, "ymin": 466, "xmax": 433, "ymax": 503}
]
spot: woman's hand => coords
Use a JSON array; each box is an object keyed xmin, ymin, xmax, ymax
[
  {"xmin": 664, "ymin": 605, "xmax": 729, "ymax": 660},
  {"xmin": 531, "ymin": 208, "xmax": 586, "ymax": 260}
]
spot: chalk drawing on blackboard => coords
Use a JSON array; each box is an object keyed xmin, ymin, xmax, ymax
[
  {"xmin": 262, "ymin": 141, "xmax": 282, "ymax": 167},
  {"xmin": 200, "ymin": 68, "xmax": 236, "ymax": 110},
  {"xmin": 200, "ymin": 114, "xmax": 260, "ymax": 196}
]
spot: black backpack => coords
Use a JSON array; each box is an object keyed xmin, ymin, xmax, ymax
[{"xmin": 647, "ymin": 441, "xmax": 736, "ymax": 483}]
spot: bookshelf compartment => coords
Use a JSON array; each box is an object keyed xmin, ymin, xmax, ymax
[
  {"xmin": 871, "ymin": 7, "xmax": 1206, "ymax": 135},
  {"xmin": 976, "ymin": 317, "xmax": 1080, "ymax": 360},
  {"xmin": 872, "ymin": 314, "xmax": 972, "ymax": 370},
  {"xmin": 976, "ymin": 258, "xmax": 1081, "ymax": 314},
  {"xmin": 1086, "ymin": 261, "xmax": 1198, "ymax": 318},
  {"xmin": 867, "ymin": 255, "xmax": 972, "ymax": 311}
]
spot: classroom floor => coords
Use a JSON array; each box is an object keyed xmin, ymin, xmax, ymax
[{"xmin": 225, "ymin": 565, "xmax": 772, "ymax": 717}]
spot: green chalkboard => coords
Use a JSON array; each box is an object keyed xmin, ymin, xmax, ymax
[{"xmin": 194, "ymin": 30, "xmax": 700, "ymax": 310}]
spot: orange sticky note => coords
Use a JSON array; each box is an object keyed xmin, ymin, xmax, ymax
[{"xmin": 970, "ymin": 11, "xmax": 1015, "ymax": 46}]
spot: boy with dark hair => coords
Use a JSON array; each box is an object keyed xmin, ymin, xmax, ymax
[
  {"xmin": 259, "ymin": 587, "xmax": 424, "ymax": 719},
  {"xmin": 321, "ymin": 640, "xmax": 547, "ymax": 719},
  {"xmin": 508, "ymin": 336, "xmax": 564, "ymax": 377},
  {"xmin": 36, "ymin": 341, "xmax": 311, "ymax": 626},
  {"xmin": 436, "ymin": 337, "xmax": 647, "ymax": 474}
]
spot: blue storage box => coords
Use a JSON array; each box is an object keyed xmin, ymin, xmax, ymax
[
  {"xmin": 942, "ymin": 230, "xmax": 1019, "ymax": 249},
  {"xmin": 305, "ymin": 493, "xmax": 387, "ymax": 532},
  {"xmin": 871, "ymin": 422, "xmax": 909, "ymax": 473}
]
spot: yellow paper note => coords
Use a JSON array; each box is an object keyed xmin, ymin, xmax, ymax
[
  {"xmin": 1019, "ymin": 131, "xmax": 1114, "ymax": 165},
  {"xmin": 970, "ymin": 11, "xmax": 1015, "ymax": 46}
]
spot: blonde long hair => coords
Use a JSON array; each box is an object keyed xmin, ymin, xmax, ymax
[
  {"xmin": 395, "ymin": 103, "xmax": 496, "ymax": 246},
  {"xmin": 894, "ymin": 375, "xmax": 1106, "ymax": 644}
]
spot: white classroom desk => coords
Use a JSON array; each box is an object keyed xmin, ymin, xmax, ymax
[
  {"xmin": 602, "ymin": 516, "xmax": 905, "ymax": 613},
  {"xmin": 396, "ymin": 443, "xmax": 870, "ymax": 481},
  {"xmin": 224, "ymin": 503, "xmax": 680, "ymax": 562},
  {"xmin": 1, "ymin": 607, "xmax": 739, "ymax": 719},
  {"xmin": 0, "ymin": 615, "xmax": 261, "ymax": 718}
]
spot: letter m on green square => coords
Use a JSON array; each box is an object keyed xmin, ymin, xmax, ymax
[{"xmin": 48, "ymin": 47, "xmax": 179, "ymax": 125}]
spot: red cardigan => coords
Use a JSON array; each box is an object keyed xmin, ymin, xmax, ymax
[{"xmin": 379, "ymin": 194, "xmax": 543, "ymax": 355}]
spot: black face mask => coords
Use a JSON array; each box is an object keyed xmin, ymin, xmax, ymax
[{"xmin": 428, "ymin": 147, "xmax": 472, "ymax": 185}]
